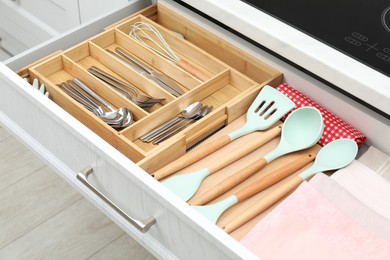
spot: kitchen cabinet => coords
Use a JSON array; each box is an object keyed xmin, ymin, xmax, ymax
[
  {"xmin": 20, "ymin": 0, "xmax": 80, "ymax": 33},
  {"xmin": 0, "ymin": 0, "xmax": 389, "ymax": 259},
  {"xmin": 78, "ymin": 0, "xmax": 130, "ymax": 23},
  {"xmin": 0, "ymin": 0, "xmax": 58, "ymax": 56}
]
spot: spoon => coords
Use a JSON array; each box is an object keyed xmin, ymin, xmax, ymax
[
  {"xmin": 71, "ymin": 79, "xmax": 120, "ymax": 120},
  {"xmin": 144, "ymin": 105, "xmax": 206, "ymax": 143},
  {"xmin": 88, "ymin": 66, "xmax": 165, "ymax": 106},
  {"xmin": 162, "ymin": 107, "xmax": 324, "ymax": 201},
  {"xmin": 72, "ymin": 78, "xmax": 132, "ymax": 127},
  {"xmin": 153, "ymin": 105, "xmax": 213, "ymax": 144},
  {"xmin": 221, "ymin": 138, "xmax": 358, "ymax": 233},
  {"xmin": 140, "ymin": 102, "xmax": 202, "ymax": 141}
]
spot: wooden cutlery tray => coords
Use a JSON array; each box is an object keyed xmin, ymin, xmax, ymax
[
  {"xmin": 16, "ymin": 3, "xmax": 325, "ymax": 241},
  {"xmin": 22, "ymin": 3, "xmax": 282, "ymax": 167}
]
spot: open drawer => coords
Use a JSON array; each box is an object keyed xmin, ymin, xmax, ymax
[{"xmin": 0, "ymin": 0, "xmax": 389, "ymax": 259}]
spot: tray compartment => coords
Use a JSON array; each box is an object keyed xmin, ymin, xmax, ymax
[
  {"xmin": 108, "ymin": 4, "xmax": 283, "ymax": 85},
  {"xmin": 90, "ymin": 28, "xmax": 197, "ymax": 94},
  {"xmin": 28, "ymin": 54, "xmax": 147, "ymax": 162},
  {"xmin": 63, "ymin": 40, "xmax": 175, "ymax": 113},
  {"xmin": 121, "ymin": 68, "xmax": 259, "ymax": 155},
  {"xmin": 115, "ymin": 14, "xmax": 229, "ymax": 82}
]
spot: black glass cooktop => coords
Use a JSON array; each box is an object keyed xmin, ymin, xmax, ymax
[{"xmin": 242, "ymin": 0, "xmax": 390, "ymax": 77}]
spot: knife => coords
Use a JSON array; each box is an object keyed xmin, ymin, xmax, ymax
[{"xmin": 107, "ymin": 47, "xmax": 185, "ymax": 97}]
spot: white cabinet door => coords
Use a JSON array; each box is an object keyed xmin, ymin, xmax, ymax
[
  {"xmin": 20, "ymin": 0, "xmax": 80, "ymax": 33},
  {"xmin": 78, "ymin": 0, "xmax": 129, "ymax": 23},
  {"xmin": 0, "ymin": 0, "xmax": 58, "ymax": 53}
]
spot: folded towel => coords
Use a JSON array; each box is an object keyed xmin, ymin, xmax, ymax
[
  {"xmin": 310, "ymin": 172, "xmax": 390, "ymax": 240},
  {"xmin": 240, "ymin": 181, "xmax": 390, "ymax": 260},
  {"xmin": 359, "ymin": 146, "xmax": 390, "ymax": 180},
  {"xmin": 276, "ymin": 83, "xmax": 366, "ymax": 147},
  {"xmin": 331, "ymin": 160, "xmax": 390, "ymax": 220}
]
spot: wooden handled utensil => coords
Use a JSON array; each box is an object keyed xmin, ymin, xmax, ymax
[
  {"xmin": 153, "ymin": 85, "xmax": 295, "ymax": 180},
  {"xmin": 191, "ymin": 151, "xmax": 316, "ymax": 224},
  {"xmin": 221, "ymin": 138, "xmax": 358, "ymax": 233},
  {"xmin": 162, "ymin": 107, "xmax": 324, "ymax": 202}
]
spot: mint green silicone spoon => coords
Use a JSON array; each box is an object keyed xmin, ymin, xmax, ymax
[
  {"xmin": 163, "ymin": 106, "xmax": 324, "ymax": 201},
  {"xmin": 221, "ymin": 138, "xmax": 358, "ymax": 233}
]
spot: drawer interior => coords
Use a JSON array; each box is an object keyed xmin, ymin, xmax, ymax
[{"xmin": 14, "ymin": 3, "xmax": 295, "ymax": 243}]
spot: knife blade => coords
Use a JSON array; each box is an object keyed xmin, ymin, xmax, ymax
[{"xmin": 112, "ymin": 47, "xmax": 185, "ymax": 97}]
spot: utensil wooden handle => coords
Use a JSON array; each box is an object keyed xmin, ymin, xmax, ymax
[
  {"xmin": 153, "ymin": 135, "xmax": 231, "ymax": 180},
  {"xmin": 235, "ymin": 152, "xmax": 315, "ymax": 202},
  {"xmin": 176, "ymin": 60, "xmax": 209, "ymax": 81},
  {"xmin": 154, "ymin": 125, "xmax": 282, "ymax": 181},
  {"xmin": 190, "ymin": 158, "xmax": 268, "ymax": 205},
  {"xmin": 221, "ymin": 175, "xmax": 304, "ymax": 233},
  {"xmin": 207, "ymin": 125, "xmax": 282, "ymax": 173}
]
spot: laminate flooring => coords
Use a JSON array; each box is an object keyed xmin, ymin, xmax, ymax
[{"xmin": 0, "ymin": 126, "xmax": 156, "ymax": 260}]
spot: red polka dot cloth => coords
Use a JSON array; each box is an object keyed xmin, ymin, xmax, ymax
[{"xmin": 276, "ymin": 83, "xmax": 366, "ymax": 147}]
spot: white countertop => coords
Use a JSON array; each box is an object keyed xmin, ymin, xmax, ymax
[{"xmin": 181, "ymin": 0, "xmax": 390, "ymax": 116}]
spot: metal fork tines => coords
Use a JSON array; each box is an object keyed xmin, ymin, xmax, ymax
[{"xmin": 87, "ymin": 66, "xmax": 165, "ymax": 110}]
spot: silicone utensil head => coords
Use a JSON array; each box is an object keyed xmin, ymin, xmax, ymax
[
  {"xmin": 264, "ymin": 107, "xmax": 324, "ymax": 162},
  {"xmin": 162, "ymin": 168, "xmax": 210, "ymax": 201},
  {"xmin": 192, "ymin": 195, "xmax": 238, "ymax": 224},
  {"xmin": 229, "ymin": 85, "xmax": 295, "ymax": 140},
  {"xmin": 282, "ymin": 107, "xmax": 324, "ymax": 149},
  {"xmin": 299, "ymin": 138, "xmax": 358, "ymax": 180}
]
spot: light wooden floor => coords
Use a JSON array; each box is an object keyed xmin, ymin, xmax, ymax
[{"xmin": 0, "ymin": 126, "xmax": 156, "ymax": 260}]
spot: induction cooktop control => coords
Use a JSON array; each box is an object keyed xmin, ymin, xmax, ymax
[{"xmin": 242, "ymin": 1, "xmax": 390, "ymax": 77}]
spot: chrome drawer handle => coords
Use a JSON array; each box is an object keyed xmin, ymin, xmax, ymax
[{"xmin": 77, "ymin": 167, "xmax": 156, "ymax": 233}]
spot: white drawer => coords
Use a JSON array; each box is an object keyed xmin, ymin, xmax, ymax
[{"xmin": 0, "ymin": 0, "xmax": 389, "ymax": 259}]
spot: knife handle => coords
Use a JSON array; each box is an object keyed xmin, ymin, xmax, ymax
[
  {"xmin": 221, "ymin": 175, "xmax": 303, "ymax": 233},
  {"xmin": 176, "ymin": 59, "xmax": 209, "ymax": 81},
  {"xmin": 115, "ymin": 47, "xmax": 153, "ymax": 74}
]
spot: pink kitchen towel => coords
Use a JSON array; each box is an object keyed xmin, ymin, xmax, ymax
[
  {"xmin": 276, "ymin": 83, "xmax": 366, "ymax": 147},
  {"xmin": 310, "ymin": 172, "xmax": 390, "ymax": 240},
  {"xmin": 240, "ymin": 181, "xmax": 390, "ymax": 260}
]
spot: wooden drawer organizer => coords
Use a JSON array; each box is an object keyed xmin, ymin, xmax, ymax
[
  {"xmin": 16, "ymin": 3, "xmax": 313, "ymax": 241},
  {"xmin": 22, "ymin": 4, "xmax": 282, "ymax": 168}
]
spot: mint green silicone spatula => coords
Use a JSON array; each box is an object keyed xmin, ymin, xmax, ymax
[
  {"xmin": 221, "ymin": 138, "xmax": 358, "ymax": 233},
  {"xmin": 163, "ymin": 107, "xmax": 324, "ymax": 202}
]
